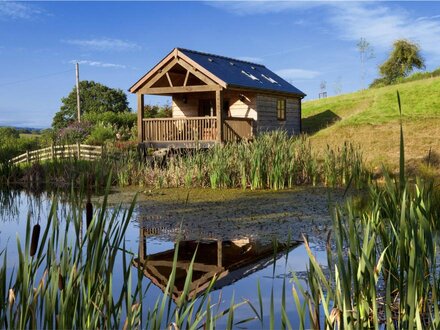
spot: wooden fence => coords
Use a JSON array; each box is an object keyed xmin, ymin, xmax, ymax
[{"xmin": 9, "ymin": 143, "xmax": 104, "ymax": 165}]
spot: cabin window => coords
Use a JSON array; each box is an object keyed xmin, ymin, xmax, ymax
[{"xmin": 277, "ymin": 99, "xmax": 286, "ymax": 121}]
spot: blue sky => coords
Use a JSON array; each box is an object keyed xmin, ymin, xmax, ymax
[{"xmin": 1, "ymin": 1, "xmax": 440, "ymax": 128}]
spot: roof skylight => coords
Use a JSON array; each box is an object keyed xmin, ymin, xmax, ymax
[
  {"xmin": 261, "ymin": 74, "xmax": 279, "ymax": 84},
  {"xmin": 241, "ymin": 70, "xmax": 260, "ymax": 81}
]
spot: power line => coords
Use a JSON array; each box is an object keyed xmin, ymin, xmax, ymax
[{"xmin": 0, "ymin": 69, "xmax": 75, "ymax": 87}]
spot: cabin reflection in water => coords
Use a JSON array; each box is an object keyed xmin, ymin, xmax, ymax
[{"xmin": 133, "ymin": 227, "xmax": 300, "ymax": 302}]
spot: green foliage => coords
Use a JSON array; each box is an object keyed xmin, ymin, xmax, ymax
[
  {"xmin": 370, "ymin": 66, "xmax": 440, "ymax": 88},
  {"xmin": 82, "ymin": 111, "xmax": 137, "ymax": 129},
  {"xmin": 52, "ymin": 80, "xmax": 131, "ymax": 130},
  {"xmin": 0, "ymin": 128, "xmax": 40, "ymax": 164},
  {"xmin": 0, "ymin": 127, "xmax": 20, "ymax": 140},
  {"xmin": 135, "ymin": 131, "xmax": 368, "ymax": 189},
  {"xmin": 144, "ymin": 104, "xmax": 172, "ymax": 118},
  {"xmin": 378, "ymin": 39, "xmax": 425, "ymax": 84},
  {"xmin": 84, "ymin": 123, "xmax": 115, "ymax": 145}
]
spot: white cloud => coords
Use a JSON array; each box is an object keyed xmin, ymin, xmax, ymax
[
  {"xmin": 69, "ymin": 60, "xmax": 126, "ymax": 69},
  {"xmin": 63, "ymin": 38, "xmax": 140, "ymax": 51},
  {"xmin": 0, "ymin": 2, "xmax": 44, "ymax": 20},
  {"xmin": 276, "ymin": 68, "xmax": 320, "ymax": 80},
  {"xmin": 328, "ymin": 3, "xmax": 440, "ymax": 58},
  {"xmin": 210, "ymin": 1, "xmax": 440, "ymax": 59}
]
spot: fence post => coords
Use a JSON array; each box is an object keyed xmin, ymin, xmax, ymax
[
  {"xmin": 26, "ymin": 150, "xmax": 30, "ymax": 164},
  {"xmin": 77, "ymin": 142, "xmax": 81, "ymax": 160},
  {"xmin": 51, "ymin": 143, "xmax": 55, "ymax": 160}
]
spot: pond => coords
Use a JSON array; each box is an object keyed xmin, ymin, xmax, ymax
[{"xmin": 0, "ymin": 187, "xmax": 343, "ymax": 328}]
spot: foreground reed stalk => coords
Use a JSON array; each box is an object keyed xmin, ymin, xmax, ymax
[
  {"xmin": 294, "ymin": 91, "xmax": 440, "ymax": 329},
  {"xmin": 0, "ymin": 182, "xmax": 259, "ymax": 329}
]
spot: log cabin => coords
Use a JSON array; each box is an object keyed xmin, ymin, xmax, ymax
[{"xmin": 129, "ymin": 48, "xmax": 306, "ymax": 149}]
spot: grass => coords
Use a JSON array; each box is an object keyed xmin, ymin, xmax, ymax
[{"xmin": 303, "ymin": 76, "xmax": 440, "ymax": 168}]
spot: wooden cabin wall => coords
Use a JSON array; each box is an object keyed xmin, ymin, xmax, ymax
[
  {"xmin": 256, "ymin": 95, "xmax": 301, "ymax": 135},
  {"xmin": 171, "ymin": 91, "xmax": 258, "ymax": 120},
  {"xmin": 172, "ymin": 92, "xmax": 213, "ymax": 118},
  {"xmin": 223, "ymin": 91, "xmax": 257, "ymax": 120}
]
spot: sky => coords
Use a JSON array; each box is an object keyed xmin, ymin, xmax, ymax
[{"xmin": 1, "ymin": 1, "xmax": 440, "ymax": 128}]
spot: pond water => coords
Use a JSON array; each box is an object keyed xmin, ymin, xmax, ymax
[{"xmin": 0, "ymin": 188, "xmax": 336, "ymax": 328}]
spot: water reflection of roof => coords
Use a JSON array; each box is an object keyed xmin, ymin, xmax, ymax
[{"xmin": 133, "ymin": 238, "xmax": 300, "ymax": 302}]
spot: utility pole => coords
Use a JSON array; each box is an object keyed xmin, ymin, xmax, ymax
[{"xmin": 76, "ymin": 62, "xmax": 81, "ymax": 122}]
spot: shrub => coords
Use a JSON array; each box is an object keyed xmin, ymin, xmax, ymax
[
  {"xmin": 57, "ymin": 121, "xmax": 92, "ymax": 144},
  {"xmin": 85, "ymin": 123, "xmax": 115, "ymax": 145},
  {"xmin": 0, "ymin": 135, "xmax": 40, "ymax": 163},
  {"xmin": 82, "ymin": 111, "xmax": 137, "ymax": 129}
]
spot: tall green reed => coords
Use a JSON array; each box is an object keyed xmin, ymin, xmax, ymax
[
  {"xmin": 137, "ymin": 131, "xmax": 369, "ymax": 190},
  {"xmin": 294, "ymin": 91, "xmax": 440, "ymax": 329}
]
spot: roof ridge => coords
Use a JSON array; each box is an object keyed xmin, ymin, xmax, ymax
[{"xmin": 177, "ymin": 47, "xmax": 266, "ymax": 67}]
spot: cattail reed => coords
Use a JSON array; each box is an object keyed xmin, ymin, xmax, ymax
[
  {"xmin": 86, "ymin": 199, "xmax": 93, "ymax": 228},
  {"xmin": 8, "ymin": 288, "xmax": 15, "ymax": 307},
  {"xmin": 30, "ymin": 223, "xmax": 40, "ymax": 257},
  {"xmin": 58, "ymin": 271, "xmax": 64, "ymax": 291}
]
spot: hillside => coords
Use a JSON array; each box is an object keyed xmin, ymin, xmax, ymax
[{"xmin": 302, "ymin": 77, "xmax": 440, "ymax": 170}]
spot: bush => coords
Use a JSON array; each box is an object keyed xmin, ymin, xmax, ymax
[
  {"xmin": 57, "ymin": 121, "xmax": 92, "ymax": 144},
  {"xmin": 370, "ymin": 66, "xmax": 440, "ymax": 88},
  {"xmin": 0, "ymin": 135, "xmax": 40, "ymax": 163},
  {"xmin": 0, "ymin": 127, "xmax": 20, "ymax": 140},
  {"xmin": 82, "ymin": 111, "xmax": 137, "ymax": 129},
  {"xmin": 85, "ymin": 123, "xmax": 115, "ymax": 145}
]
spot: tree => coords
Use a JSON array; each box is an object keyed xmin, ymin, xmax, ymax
[
  {"xmin": 143, "ymin": 104, "xmax": 172, "ymax": 118},
  {"xmin": 0, "ymin": 127, "xmax": 20, "ymax": 141},
  {"xmin": 379, "ymin": 39, "xmax": 425, "ymax": 84},
  {"xmin": 52, "ymin": 80, "xmax": 131, "ymax": 130},
  {"xmin": 357, "ymin": 38, "xmax": 374, "ymax": 89}
]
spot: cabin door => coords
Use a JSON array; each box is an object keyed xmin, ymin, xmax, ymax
[
  {"xmin": 199, "ymin": 99, "xmax": 215, "ymax": 117},
  {"xmin": 198, "ymin": 99, "xmax": 230, "ymax": 117}
]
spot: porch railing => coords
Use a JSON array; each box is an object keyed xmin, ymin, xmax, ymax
[
  {"xmin": 142, "ymin": 117, "xmax": 218, "ymax": 143},
  {"xmin": 142, "ymin": 116, "xmax": 254, "ymax": 145}
]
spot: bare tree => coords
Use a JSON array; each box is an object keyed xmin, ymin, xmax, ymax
[{"xmin": 357, "ymin": 38, "xmax": 375, "ymax": 89}]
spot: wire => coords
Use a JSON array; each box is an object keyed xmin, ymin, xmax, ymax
[{"xmin": 0, "ymin": 69, "xmax": 75, "ymax": 87}]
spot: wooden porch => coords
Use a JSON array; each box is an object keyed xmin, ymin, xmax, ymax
[{"xmin": 141, "ymin": 116, "xmax": 253, "ymax": 148}]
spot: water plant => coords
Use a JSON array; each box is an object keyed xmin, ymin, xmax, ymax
[{"xmin": 294, "ymin": 91, "xmax": 440, "ymax": 329}]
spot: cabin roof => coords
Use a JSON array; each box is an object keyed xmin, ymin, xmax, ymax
[
  {"xmin": 129, "ymin": 48, "xmax": 306, "ymax": 97},
  {"xmin": 177, "ymin": 48, "xmax": 306, "ymax": 96}
]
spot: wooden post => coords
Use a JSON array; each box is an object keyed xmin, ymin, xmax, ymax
[
  {"xmin": 51, "ymin": 143, "xmax": 55, "ymax": 160},
  {"xmin": 76, "ymin": 63, "xmax": 81, "ymax": 122},
  {"xmin": 26, "ymin": 150, "xmax": 30, "ymax": 164},
  {"xmin": 137, "ymin": 93, "xmax": 145, "ymax": 142},
  {"xmin": 77, "ymin": 142, "xmax": 81, "ymax": 159},
  {"xmin": 216, "ymin": 89, "xmax": 223, "ymax": 143}
]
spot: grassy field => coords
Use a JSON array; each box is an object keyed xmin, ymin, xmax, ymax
[{"xmin": 302, "ymin": 76, "xmax": 440, "ymax": 170}]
